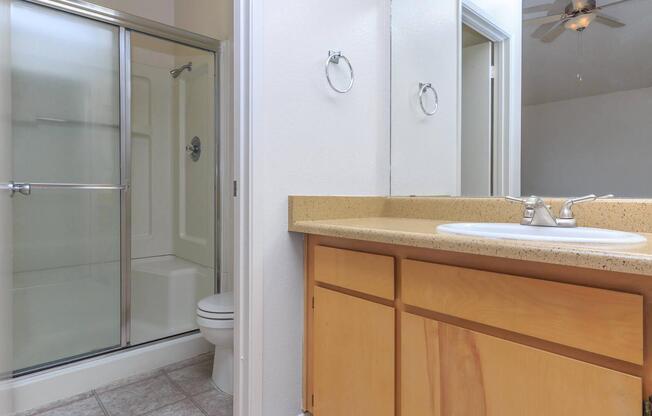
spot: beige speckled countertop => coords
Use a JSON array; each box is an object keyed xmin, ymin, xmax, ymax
[{"xmin": 288, "ymin": 196, "xmax": 652, "ymax": 276}]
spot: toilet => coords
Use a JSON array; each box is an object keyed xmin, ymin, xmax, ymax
[{"xmin": 196, "ymin": 292, "xmax": 234, "ymax": 394}]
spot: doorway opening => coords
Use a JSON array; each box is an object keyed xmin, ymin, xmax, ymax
[{"xmin": 461, "ymin": 24, "xmax": 495, "ymax": 196}]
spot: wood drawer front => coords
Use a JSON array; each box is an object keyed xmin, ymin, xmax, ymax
[
  {"xmin": 401, "ymin": 259, "xmax": 644, "ymax": 365},
  {"xmin": 314, "ymin": 245, "xmax": 395, "ymax": 300}
]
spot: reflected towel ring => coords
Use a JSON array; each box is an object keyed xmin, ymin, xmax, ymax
[
  {"xmin": 325, "ymin": 50, "xmax": 354, "ymax": 94},
  {"xmin": 418, "ymin": 82, "xmax": 439, "ymax": 116}
]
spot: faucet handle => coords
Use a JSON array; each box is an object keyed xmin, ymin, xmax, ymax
[
  {"xmin": 505, "ymin": 195, "xmax": 547, "ymax": 208},
  {"xmin": 505, "ymin": 196, "xmax": 527, "ymax": 204},
  {"xmin": 559, "ymin": 194, "xmax": 613, "ymax": 219},
  {"xmin": 556, "ymin": 194, "xmax": 614, "ymax": 227}
]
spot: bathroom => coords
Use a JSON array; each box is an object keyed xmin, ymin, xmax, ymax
[{"xmin": 1, "ymin": 0, "xmax": 652, "ymax": 415}]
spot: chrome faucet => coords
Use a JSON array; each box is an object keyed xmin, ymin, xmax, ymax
[{"xmin": 506, "ymin": 194, "xmax": 613, "ymax": 227}]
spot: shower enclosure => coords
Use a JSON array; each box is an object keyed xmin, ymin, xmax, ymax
[{"xmin": 1, "ymin": 0, "xmax": 221, "ymax": 377}]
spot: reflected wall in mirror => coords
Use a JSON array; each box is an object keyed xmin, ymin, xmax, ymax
[
  {"xmin": 391, "ymin": 0, "xmax": 460, "ymax": 196},
  {"xmin": 522, "ymin": 0, "xmax": 651, "ymax": 197},
  {"xmin": 391, "ymin": 0, "xmax": 649, "ymax": 198},
  {"xmin": 390, "ymin": 0, "xmax": 519, "ymax": 197}
]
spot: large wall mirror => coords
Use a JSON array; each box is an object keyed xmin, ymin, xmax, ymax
[{"xmin": 390, "ymin": 0, "xmax": 649, "ymax": 198}]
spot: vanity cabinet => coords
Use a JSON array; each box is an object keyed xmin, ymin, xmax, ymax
[{"xmin": 304, "ymin": 235, "xmax": 648, "ymax": 415}]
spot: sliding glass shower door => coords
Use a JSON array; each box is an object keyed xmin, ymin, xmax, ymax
[
  {"xmin": 8, "ymin": 1, "xmax": 122, "ymax": 373},
  {"xmin": 2, "ymin": 0, "xmax": 220, "ymax": 377}
]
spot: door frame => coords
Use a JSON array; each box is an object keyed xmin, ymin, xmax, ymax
[
  {"xmin": 459, "ymin": 1, "xmax": 512, "ymax": 196},
  {"xmin": 233, "ymin": 0, "xmax": 264, "ymax": 415}
]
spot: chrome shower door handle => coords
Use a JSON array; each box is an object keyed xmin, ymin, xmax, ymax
[
  {"xmin": 7, "ymin": 182, "xmax": 31, "ymax": 197},
  {"xmin": 1, "ymin": 182, "xmax": 126, "ymax": 197},
  {"xmin": 418, "ymin": 82, "xmax": 439, "ymax": 116}
]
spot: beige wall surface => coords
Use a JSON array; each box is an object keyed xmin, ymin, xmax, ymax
[
  {"xmin": 90, "ymin": 0, "xmax": 175, "ymax": 26},
  {"xmin": 89, "ymin": 0, "xmax": 232, "ymax": 40},
  {"xmin": 175, "ymin": 0, "xmax": 233, "ymax": 40}
]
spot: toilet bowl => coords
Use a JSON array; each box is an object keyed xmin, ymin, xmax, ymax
[{"xmin": 196, "ymin": 292, "xmax": 234, "ymax": 394}]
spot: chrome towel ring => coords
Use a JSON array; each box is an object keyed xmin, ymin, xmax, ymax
[
  {"xmin": 325, "ymin": 50, "xmax": 354, "ymax": 94},
  {"xmin": 418, "ymin": 82, "xmax": 439, "ymax": 116}
]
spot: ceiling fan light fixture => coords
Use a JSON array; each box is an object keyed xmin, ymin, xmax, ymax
[{"xmin": 564, "ymin": 13, "xmax": 597, "ymax": 31}]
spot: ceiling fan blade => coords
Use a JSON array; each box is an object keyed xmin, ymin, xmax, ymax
[
  {"xmin": 599, "ymin": 0, "xmax": 633, "ymax": 9},
  {"xmin": 532, "ymin": 21, "xmax": 559, "ymax": 38},
  {"xmin": 524, "ymin": 14, "xmax": 564, "ymax": 25},
  {"xmin": 524, "ymin": 0, "xmax": 569, "ymax": 14},
  {"xmin": 541, "ymin": 21, "xmax": 567, "ymax": 42},
  {"xmin": 595, "ymin": 12, "xmax": 626, "ymax": 26}
]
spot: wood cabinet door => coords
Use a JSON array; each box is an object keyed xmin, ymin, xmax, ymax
[
  {"xmin": 313, "ymin": 287, "xmax": 395, "ymax": 416},
  {"xmin": 401, "ymin": 312, "xmax": 641, "ymax": 416}
]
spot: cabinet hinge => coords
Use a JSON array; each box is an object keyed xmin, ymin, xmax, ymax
[
  {"xmin": 312, "ymin": 296, "xmax": 315, "ymax": 309},
  {"xmin": 233, "ymin": 180, "xmax": 238, "ymax": 197},
  {"xmin": 490, "ymin": 65, "xmax": 496, "ymax": 79},
  {"xmin": 644, "ymin": 396, "xmax": 652, "ymax": 416},
  {"xmin": 311, "ymin": 394, "xmax": 315, "ymax": 406}
]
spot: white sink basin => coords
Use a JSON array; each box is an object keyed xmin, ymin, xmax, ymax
[{"xmin": 437, "ymin": 223, "xmax": 647, "ymax": 246}]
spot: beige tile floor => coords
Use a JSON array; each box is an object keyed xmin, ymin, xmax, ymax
[{"xmin": 16, "ymin": 353, "xmax": 232, "ymax": 416}]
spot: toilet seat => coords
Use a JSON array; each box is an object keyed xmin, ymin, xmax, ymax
[
  {"xmin": 197, "ymin": 315, "xmax": 234, "ymax": 329},
  {"xmin": 196, "ymin": 292, "xmax": 234, "ymax": 328}
]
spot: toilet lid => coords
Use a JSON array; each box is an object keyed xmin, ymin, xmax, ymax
[{"xmin": 198, "ymin": 292, "xmax": 234, "ymax": 314}]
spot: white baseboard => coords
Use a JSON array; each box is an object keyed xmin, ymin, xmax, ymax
[{"xmin": 0, "ymin": 334, "xmax": 212, "ymax": 415}]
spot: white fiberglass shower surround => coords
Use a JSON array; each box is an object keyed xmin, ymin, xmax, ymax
[{"xmin": 1, "ymin": 0, "xmax": 222, "ymax": 377}]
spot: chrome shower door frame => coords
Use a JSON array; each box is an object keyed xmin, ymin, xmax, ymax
[
  {"xmin": 17, "ymin": 0, "xmax": 222, "ymax": 356},
  {"xmin": 118, "ymin": 27, "xmax": 132, "ymax": 347}
]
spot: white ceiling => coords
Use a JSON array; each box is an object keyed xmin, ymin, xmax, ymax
[{"xmin": 523, "ymin": 0, "xmax": 652, "ymax": 105}]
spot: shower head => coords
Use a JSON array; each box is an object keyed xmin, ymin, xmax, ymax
[{"xmin": 170, "ymin": 62, "xmax": 192, "ymax": 79}]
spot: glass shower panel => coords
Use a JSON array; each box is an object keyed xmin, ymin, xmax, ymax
[
  {"xmin": 11, "ymin": 1, "xmax": 120, "ymax": 184},
  {"xmin": 9, "ymin": 1, "xmax": 121, "ymax": 373},
  {"xmin": 130, "ymin": 32, "xmax": 215, "ymax": 345}
]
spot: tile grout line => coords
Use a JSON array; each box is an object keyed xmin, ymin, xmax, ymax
[
  {"xmin": 96, "ymin": 373, "xmax": 196, "ymax": 416},
  {"xmin": 92, "ymin": 390, "xmax": 111, "ymax": 416},
  {"xmin": 94, "ymin": 370, "xmax": 164, "ymax": 396},
  {"xmin": 94, "ymin": 354, "xmax": 212, "ymax": 396},
  {"xmin": 14, "ymin": 355, "xmax": 214, "ymax": 416},
  {"xmin": 15, "ymin": 393, "xmax": 95, "ymax": 416},
  {"xmin": 95, "ymin": 357, "xmax": 210, "ymax": 416},
  {"xmin": 160, "ymin": 370, "xmax": 211, "ymax": 416},
  {"xmin": 138, "ymin": 397, "xmax": 192, "ymax": 416}
]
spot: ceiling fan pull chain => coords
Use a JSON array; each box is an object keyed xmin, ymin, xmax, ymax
[{"xmin": 577, "ymin": 30, "xmax": 584, "ymax": 83}]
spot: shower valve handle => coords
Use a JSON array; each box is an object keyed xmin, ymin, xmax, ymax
[{"xmin": 185, "ymin": 136, "xmax": 201, "ymax": 162}]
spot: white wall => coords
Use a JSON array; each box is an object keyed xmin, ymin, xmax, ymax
[
  {"xmin": 391, "ymin": 0, "xmax": 459, "ymax": 196},
  {"xmin": 469, "ymin": 0, "xmax": 522, "ymax": 196},
  {"xmin": 255, "ymin": 0, "xmax": 390, "ymax": 414},
  {"xmin": 0, "ymin": 0, "xmax": 13, "ymax": 412},
  {"xmin": 522, "ymin": 86, "xmax": 652, "ymax": 197}
]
